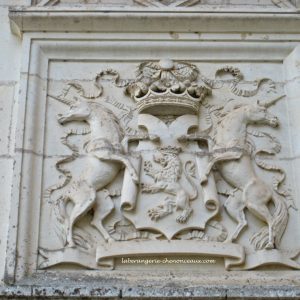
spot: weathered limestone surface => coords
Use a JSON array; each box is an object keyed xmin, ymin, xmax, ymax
[
  {"xmin": 2, "ymin": 0, "xmax": 300, "ymax": 299},
  {"xmin": 0, "ymin": 0, "xmax": 30, "ymax": 286}
]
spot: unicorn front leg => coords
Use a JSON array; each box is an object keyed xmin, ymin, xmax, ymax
[
  {"xmin": 100, "ymin": 153, "xmax": 139, "ymax": 183},
  {"xmin": 66, "ymin": 183, "xmax": 96, "ymax": 247},
  {"xmin": 201, "ymin": 151, "xmax": 244, "ymax": 184},
  {"xmin": 177, "ymin": 133, "xmax": 214, "ymax": 183}
]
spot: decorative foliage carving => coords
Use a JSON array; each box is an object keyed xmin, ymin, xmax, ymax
[
  {"xmin": 109, "ymin": 218, "xmax": 161, "ymax": 241},
  {"xmin": 177, "ymin": 221, "xmax": 228, "ymax": 242}
]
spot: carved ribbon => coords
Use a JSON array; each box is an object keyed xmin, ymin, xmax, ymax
[
  {"xmin": 225, "ymin": 249, "xmax": 300, "ymax": 270},
  {"xmin": 96, "ymin": 240, "xmax": 245, "ymax": 270}
]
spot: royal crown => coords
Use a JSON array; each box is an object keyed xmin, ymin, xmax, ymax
[{"xmin": 126, "ymin": 59, "xmax": 211, "ymax": 115}]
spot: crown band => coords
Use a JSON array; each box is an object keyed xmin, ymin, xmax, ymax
[{"xmin": 135, "ymin": 89, "xmax": 207, "ymax": 115}]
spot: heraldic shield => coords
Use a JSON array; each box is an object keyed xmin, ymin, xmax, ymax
[{"xmin": 121, "ymin": 113, "xmax": 220, "ymax": 240}]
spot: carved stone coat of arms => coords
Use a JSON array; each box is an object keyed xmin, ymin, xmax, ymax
[{"xmin": 38, "ymin": 58, "xmax": 299, "ymax": 271}]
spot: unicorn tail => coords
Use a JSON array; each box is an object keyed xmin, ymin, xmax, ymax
[{"xmin": 250, "ymin": 194, "xmax": 288, "ymax": 250}]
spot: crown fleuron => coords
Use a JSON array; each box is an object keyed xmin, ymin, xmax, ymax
[{"xmin": 126, "ymin": 59, "xmax": 211, "ymax": 115}]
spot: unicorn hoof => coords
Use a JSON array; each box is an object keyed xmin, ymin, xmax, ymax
[
  {"xmin": 265, "ymin": 242, "xmax": 274, "ymax": 250},
  {"xmin": 66, "ymin": 241, "xmax": 76, "ymax": 248}
]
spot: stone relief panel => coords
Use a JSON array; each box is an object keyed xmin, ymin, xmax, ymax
[{"xmin": 38, "ymin": 58, "xmax": 300, "ymax": 272}]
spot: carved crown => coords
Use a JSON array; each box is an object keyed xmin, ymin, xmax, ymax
[
  {"xmin": 126, "ymin": 59, "xmax": 211, "ymax": 115},
  {"xmin": 158, "ymin": 146, "xmax": 182, "ymax": 155}
]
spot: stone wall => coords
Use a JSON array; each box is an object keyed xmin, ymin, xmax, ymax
[
  {"xmin": 1, "ymin": 1, "xmax": 300, "ymax": 299},
  {"xmin": 0, "ymin": 0, "xmax": 30, "ymax": 285}
]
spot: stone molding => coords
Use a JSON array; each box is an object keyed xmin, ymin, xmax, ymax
[{"xmin": 8, "ymin": 8, "xmax": 300, "ymax": 36}]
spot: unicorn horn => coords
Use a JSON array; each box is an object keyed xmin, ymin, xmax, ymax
[
  {"xmin": 258, "ymin": 95, "xmax": 285, "ymax": 108},
  {"xmin": 47, "ymin": 94, "xmax": 74, "ymax": 106}
]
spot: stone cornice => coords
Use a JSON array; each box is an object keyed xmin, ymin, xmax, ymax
[{"xmin": 8, "ymin": 7, "xmax": 300, "ymax": 36}]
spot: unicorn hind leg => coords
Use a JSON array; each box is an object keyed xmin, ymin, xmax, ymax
[
  {"xmin": 247, "ymin": 202, "xmax": 274, "ymax": 249},
  {"xmin": 66, "ymin": 181, "xmax": 96, "ymax": 247},
  {"xmin": 224, "ymin": 190, "xmax": 247, "ymax": 242},
  {"xmin": 91, "ymin": 190, "xmax": 115, "ymax": 242},
  {"xmin": 244, "ymin": 179, "xmax": 274, "ymax": 249}
]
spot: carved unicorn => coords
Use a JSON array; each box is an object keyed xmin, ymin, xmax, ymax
[
  {"xmin": 48, "ymin": 83, "xmax": 153, "ymax": 246},
  {"xmin": 202, "ymin": 96, "xmax": 288, "ymax": 250}
]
